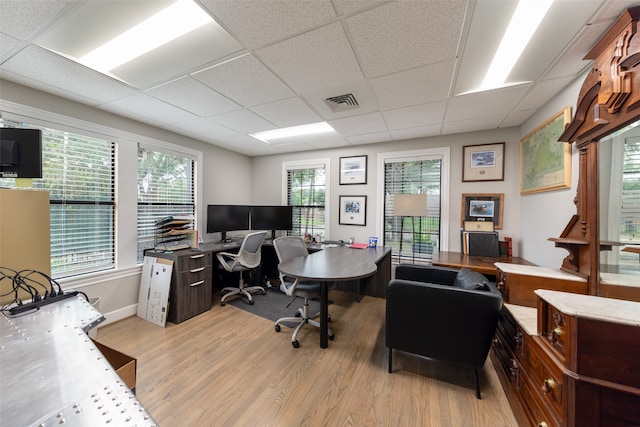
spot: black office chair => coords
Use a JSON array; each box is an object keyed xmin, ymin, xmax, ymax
[
  {"xmin": 217, "ymin": 231, "xmax": 268, "ymax": 306},
  {"xmin": 273, "ymin": 236, "xmax": 334, "ymax": 348}
]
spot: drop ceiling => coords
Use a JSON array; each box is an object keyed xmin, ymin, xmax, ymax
[{"xmin": 0, "ymin": 0, "xmax": 637, "ymax": 157}]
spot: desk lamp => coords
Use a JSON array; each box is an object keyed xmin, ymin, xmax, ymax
[{"xmin": 393, "ymin": 193, "xmax": 427, "ymax": 264}]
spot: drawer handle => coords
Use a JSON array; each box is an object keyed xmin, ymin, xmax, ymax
[
  {"xmin": 190, "ymin": 267, "xmax": 205, "ymax": 273},
  {"xmin": 189, "ymin": 280, "xmax": 205, "ymax": 287},
  {"xmin": 548, "ymin": 326, "xmax": 563, "ymax": 343},
  {"xmin": 497, "ymin": 279, "xmax": 505, "ymax": 291},
  {"xmin": 537, "ymin": 422, "xmax": 548, "ymax": 427},
  {"xmin": 190, "ymin": 254, "xmax": 205, "ymax": 259},
  {"xmin": 541, "ymin": 378, "xmax": 555, "ymax": 394}
]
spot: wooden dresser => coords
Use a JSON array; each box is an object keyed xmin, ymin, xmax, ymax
[
  {"xmin": 495, "ymin": 263, "xmax": 589, "ymax": 307},
  {"xmin": 491, "ymin": 291, "xmax": 640, "ymax": 426}
]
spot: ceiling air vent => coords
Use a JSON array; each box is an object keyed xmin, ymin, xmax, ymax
[{"xmin": 324, "ymin": 93, "xmax": 359, "ymax": 112}]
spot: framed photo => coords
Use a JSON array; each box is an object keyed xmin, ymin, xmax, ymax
[
  {"xmin": 462, "ymin": 142, "xmax": 505, "ymax": 182},
  {"xmin": 461, "ymin": 193, "xmax": 504, "ymax": 229},
  {"xmin": 339, "ymin": 195, "xmax": 366, "ymax": 226},
  {"xmin": 340, "ymin": 155, "xmax": 367, "ymax": 185},
  {"xmin": 520, "ymin": 106, "xmax": 572, "ymax": 194}
]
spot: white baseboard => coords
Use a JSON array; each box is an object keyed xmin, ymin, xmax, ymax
[{"xmin": 98, "ymin": 304, "xmax": 137, "ymax": 328}]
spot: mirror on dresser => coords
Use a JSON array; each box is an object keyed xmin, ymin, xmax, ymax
[{"xmin": 556, "ymin": 6, "xmax": 640, "ymax": 303}]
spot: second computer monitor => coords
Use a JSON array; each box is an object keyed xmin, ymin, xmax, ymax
[{"xmin": 251, "ymin": 205, "xmax": 293, "ymax": 239}]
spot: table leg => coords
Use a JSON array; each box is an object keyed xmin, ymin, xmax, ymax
[{"xmin": 320, "ymin": 281, "xmax": 328, "ymax": 348}]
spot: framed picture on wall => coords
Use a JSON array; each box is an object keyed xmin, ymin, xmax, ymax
[
  {"xmin": 339, "ymin": 195, "xmax": 366, "ymax": 226},
  {"xmin": 462, "ymin": 142, "xmax": 505, "ymax": 182},
  {"xmin": 340, "ymin": 155, "xmax": 367, "ymax": 185},
  {"xmin": 520, "ymin": 106, "xmax": 572, "ymax": 194},
  {"xmin": 461, "ymin": 193, "xmax": 504, "ymax": 229}
]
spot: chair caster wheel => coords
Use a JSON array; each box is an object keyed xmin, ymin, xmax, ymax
[
  {"xmin": 275, "ymin": 324, "xmax": 281, "ymax": 332},
  {"xmin": 261, "ymin": 290, "xmax": 266, "ymax": 295},
  {"xmin": 292, "ymin": 340, "xmax": 300, "ymax": 348},
  {"xmin": 295, "ymin": 312, "xmax": 301, "ymax": 317},
  {"xmin": 220, "ymin": 302, "xmax": 226, "ymax": 306},
  {"xmin": 248, "ymin": 299, "xmax": 254, "ymax": 305},
  {"xmin": 329, "ymin": 334, "xmax": 335, "ymax": 341}
]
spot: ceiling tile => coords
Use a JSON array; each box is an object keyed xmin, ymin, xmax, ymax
[
  {"xmin": 445, "ymin": 85, "xmax": 530, "ymax": 123},
  {"xmin": 192, "ymin": 54, "xmax": 294, "ymax": 107},
  {"xmin": 346, "ymin": 1, "xmax": 466, "ymax": 77},
  {"xmin": 346, "ymin": 131, "xmax": 393, "ymax": 145},
  {"xmin": 250, "ymin": 97, "xmax": 322, "ymax": 128},
  {"xmin": 382, "ymin": 101, "xmax": 447, "ymax": 130},
  {"xmin": 372, "ymin": 61, "xmax": 455, "ymax": 110},
  {"xmin": 168, "ymin": 117, "xmax": 239, "ymax": 141},
  {"xmin": 199, "ymin": 0, "xmax": 336, "ymax": 49},
  {"xmin": 514, "ymin": 77, "xmax": 574, "ymax": 112},
  {"xmin": 102, "ymin": 93, "xmax": 198, "ymax": 126},
  {"xmin": 389, "ymin": 124, "xmax": 442, "ymax": 141},
  {"xmin": 0, "ymin": 34, "xmax": 26, "ymax": 62},
  {"xmin": 147, "ymin": 76, "xmax": 240, "ymax": 117},
  {"xmin": 1, "ymin": 45, "xmax": 136, "ymax": 104},
  {"xmin": 257, "ymin": 22, "xmax": 363, "ymax": 94},
  {"xmin": 328, "ymin": 112, "xmax": 387, "ymax": 136},
  {"xmin": 441, "ymin": 115, "xmax": 506, "ymax": 135},
  {"xmin": 216, "ymin": 134, "xmax": 277, "ymax": 156},
  {"xmin": 210, "ymin": 109, "xmax": 276, "ymax": 134},
  {"xmin": 0, "ymin": 0, "xmax": 74, "ymax": 40}
]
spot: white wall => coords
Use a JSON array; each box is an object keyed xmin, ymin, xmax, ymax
[
  {"xmin": 518, "ymin": 71, "xmax": 587, "ymax": 267},
  {"xmin": 251, "ymin": 127, "xmax": 522, "ymax": 253}
]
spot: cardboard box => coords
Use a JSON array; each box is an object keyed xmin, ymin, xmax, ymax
[{"xmin": 92, "ymin": 339, "xmax": 137, "ymax": 392}]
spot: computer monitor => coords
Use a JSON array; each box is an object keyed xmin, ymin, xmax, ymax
[
  {"xmin": 0, "ymin": 128, "xmax": 43, "ymax": 178},
  {"xmin": 206, "ymin": 204, "xmax": 250, "ymax": 242},
  {"xmin": 251, "ymin": 205, "xmax": 293, "ymax": 240}
]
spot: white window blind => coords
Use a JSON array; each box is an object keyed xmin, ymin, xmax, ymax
[
  {"xmin": 137, "ymin": 146, "xmax": 195, "ymax": 262},
  {"xmin": 286, "ymin": 164, "xmax": 326, "ymax": 239},
  {"xmin": 0, "ymin": 118, "xmax": 115, "ymax": 277},
  {"xmin": 383, "ymin": 157, "xmax": 442, "ymax": 261},
  {"xmin": 621, "ymin": 138, "xmax": 640, "ymax": 250}
]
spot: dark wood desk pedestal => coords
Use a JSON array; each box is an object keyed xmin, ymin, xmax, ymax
[
  {"xmin": 432, "ymin": 251, "xmax": 535, "ymax": 277},
  {"xmin": 278, "ymin": 246, "xmax": 387, "ymax": 348}
]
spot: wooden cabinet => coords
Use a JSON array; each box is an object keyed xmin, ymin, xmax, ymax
[
  {"xmin": 495, "ymin": 263, "xmax": 589, "ymax": 307},
  {"xmin": 148, "ymin": 249, "xmax": 213, "ymax": 324},
  {"xmin": 491, "ymin": 292, "xmax": 640, "ymax": 427},
  {"xmin": 0, "ymin": 189, "xmax": 51, "ymax": 305}
]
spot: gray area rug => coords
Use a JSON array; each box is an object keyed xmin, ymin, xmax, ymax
[{"xmin": 225, "ymin": 286, "xmax": 321, "ymax": 325}]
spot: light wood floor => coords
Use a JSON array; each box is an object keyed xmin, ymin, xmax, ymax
[{"xmin": 97, "ymin": 290, "xmax": 518, "ymax": 427}]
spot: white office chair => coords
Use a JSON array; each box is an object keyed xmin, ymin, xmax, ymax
[
  {"xmin": 273, "ymin": 236, "xmax": 334, "ymax": 348},
  {"xmin": 217, "ymin": 231, "xmax": 268, "ymax": 306}
]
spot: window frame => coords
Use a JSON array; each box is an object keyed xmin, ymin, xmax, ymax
[
  {"xmin": 282, "ymin": 158, "xmax": 331, "ymax": 240},
  {"xmin": 376, "ymin": 148, "xmax": 450, "ymax": 254}
]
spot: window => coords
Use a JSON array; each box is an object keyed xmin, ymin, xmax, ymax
[
  {"xmin": 137, "ymin": 145, "xmax": 195, "ymax": 262},
  {"xmin": 381, "ymin": 149, "xmax": 449, "ymax": 262},
  {"xmin": 285, "ymin": 161, "xmax": 328, "ymax": 240},
  {"xmin": 0, "ymin": 118, "xmax": 115, "ymax": 278}
]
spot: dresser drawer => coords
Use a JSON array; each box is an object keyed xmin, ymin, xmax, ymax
[
  {"xmin": 177, "ymin": 252, "xmax": 212, "ymax": 272},
  {"xmin": 497, "ymin": 307, "xmax": 525, "ymax": 355},
  {"xmin": 492, "ymin": 330, "xmax": 521, "ymax": 389},
  {"xmin": 519, "ymin": 367, "xmax": 561, "ymax": 427},
  {"xmin": 538, "ymin": 300, "xmax": 575, "ymax": 367},
  {"xmin": 496, "ymin": 267, "xmax": 588, "ymax": 308},
  {"xmin": 527, "ymin": 337, "xmax": 566, "ymax": 424}
]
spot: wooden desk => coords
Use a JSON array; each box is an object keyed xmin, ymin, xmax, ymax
[
  {"xmin": 278, "ymin": 246, "xmax": 385, "ymax": 348},
  {"xmin": 432, "ymin": 251, "xmax": 535, "ymax": 276}
]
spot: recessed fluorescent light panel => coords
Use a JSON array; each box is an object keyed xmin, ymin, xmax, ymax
[
  {"xmin": 35, "ymin": 0, "xmax": 243, "ymax": 88},
  {"xmin": 80, "ymin": 0, "xmax": 212, "ymax": 73},
  {"xmin": 481, "ymin": 0, "xmax": 553, "ymax": 90},
  {"xmin": 250, "ymin": 122, "xmax": 337, "ymax": 144}
]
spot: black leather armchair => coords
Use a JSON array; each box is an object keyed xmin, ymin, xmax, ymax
[{"xmin": 385, "ymin": 264, "xmax": 503, "ymax": 399}]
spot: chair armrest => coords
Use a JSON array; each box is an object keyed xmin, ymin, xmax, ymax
[
  {"xmin": 216, "ymin": 251, "xmax": 238, "ymax": 270},
  {"xmin": 394, "ymin": 264, "xmax": 459, "ymax": 285}
]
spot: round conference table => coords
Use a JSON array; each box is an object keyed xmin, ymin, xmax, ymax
[{"xmin": 277, "ymin": 245, "xmax": 378, "ymax": 348}]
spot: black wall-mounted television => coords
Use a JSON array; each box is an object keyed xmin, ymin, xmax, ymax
[
  {"xmin": 206, "ymin": 204, "xmax": 251, "ymax": 242},
  {"xmin": 251, "ymin": 205, "xmax": 293, "ymax": 240},
  {"xmin": 0, "ymin": 128, "xmax": 43, "ymax": 178}
]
